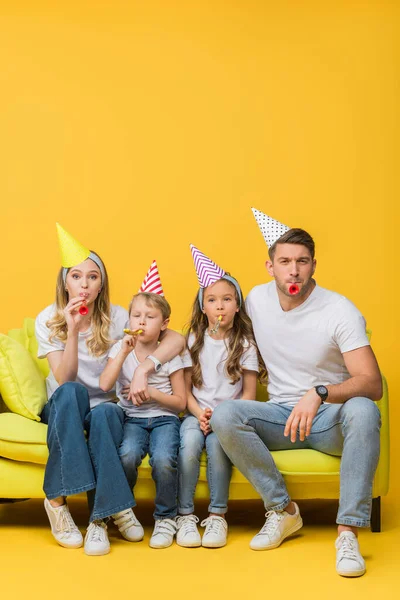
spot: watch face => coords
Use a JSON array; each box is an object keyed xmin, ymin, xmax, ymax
[{"xmin": 316, "ymin": 385, "xmax": 328, "ymax": 396}]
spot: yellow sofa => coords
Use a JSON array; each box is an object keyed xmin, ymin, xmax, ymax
[{"xmin": 0, "ymin": 319, "xmax": 389, "ymax": 531}]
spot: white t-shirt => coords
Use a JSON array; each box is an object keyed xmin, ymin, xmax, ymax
[
  {"xmin": 35, "ymin": 303, "xmax": 129, "ymax": 408},
  {"xmin": 108, "ymin": 340, "xmax": 184, "ymax": 419},
  {"xmin": 183, "ymin": 331, "xmax": 259, "ymax": 411},
  {"xmin": 245, "ymin": 282, "xmax": 370, "ymax": 406}
]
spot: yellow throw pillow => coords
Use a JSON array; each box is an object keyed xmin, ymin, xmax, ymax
[{"xmin": 0, "ymin": 334, "xmax": 47, "ymax": 421}]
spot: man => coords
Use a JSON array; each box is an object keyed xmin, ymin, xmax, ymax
[{"xmin": 211, "ymin": 208, "xmax": 382, "ymax": 577}]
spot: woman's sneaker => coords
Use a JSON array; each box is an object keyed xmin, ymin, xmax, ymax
[
  {"xmin": 249, "ymin": 503, "xmax": 303, "ymax": 550},
  {"xmin": 201, "ymin": 516, "xmax": 228, "ymax": 548},
  {"xmin": 176, "ymin": 515, "xmax": 201, "ymax": 547},
  {"xmin": 149, "ymin": 518, "xmax": 177, "ymax": 549},
  {"xmin": 335, "ymin": 532, "xmax": 366, "ymax": 577},
  {"xmin": 84, "ymin": 520, "xmax": 110, "ymax": 556},
  {"xmin": 112, "ymin": 509, "xmax": 144, "ymax": 542},
  {"xmin": 44, "ymin": 498, "xmax": 83, "ymax": 549}
]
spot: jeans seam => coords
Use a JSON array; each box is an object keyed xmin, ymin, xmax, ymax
[
  {"xmin": 52, "ymin": 395, "xmax": 65, "ymax": 496},
  {"xmin": 46, "ymin": 481, "xmax": 96, "ymax": 500}
]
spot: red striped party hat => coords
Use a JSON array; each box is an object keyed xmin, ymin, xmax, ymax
[
  {"xmin": 139, "ymin": 260, "xmax": 164, "ymax": 295},
  {"xmin": 190, "ymin": 245, "xmax": 225, "ymax": 288}
]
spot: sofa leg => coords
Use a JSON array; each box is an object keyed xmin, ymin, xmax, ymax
[{"xmin": 371, "ymin": 497, "xmax": 381, "ymax": 532}]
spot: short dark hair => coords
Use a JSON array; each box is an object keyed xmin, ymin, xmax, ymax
[{"xmin": 269, "ymin": 228, "xmax": 315, "ymax": 261}]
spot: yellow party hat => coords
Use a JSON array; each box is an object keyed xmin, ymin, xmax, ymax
[{"xmin": 56, "ymin": 223, "xmax": 90, "ymax": 268}]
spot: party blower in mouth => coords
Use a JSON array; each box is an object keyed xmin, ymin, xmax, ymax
[{"xmin": 210, "ymin": 315, "xmax": 222, "ymax": 335}]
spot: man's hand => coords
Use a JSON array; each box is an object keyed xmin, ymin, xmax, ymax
[
  {"xmin": 284, "ymin": 388, "xmax": 322, "ymax": 442},
  {"xmin": 199, "ymin": 408, "xmax": 212, "ymax": 435},
  {"xmin": 128, "ymin": 365, "xmax": 150, "ymax": 404}
]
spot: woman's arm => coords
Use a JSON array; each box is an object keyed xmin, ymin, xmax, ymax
[
  {"xmin": 47, "ymin": 333, "xmax": 79, "ymax": 385},
  {"xmin": 147, "ymin": 368, "xmax": 186, "ymax": 412},
  {"xmin": 241, "ymin": 370, "xmax": 258, "ymax": 400}
]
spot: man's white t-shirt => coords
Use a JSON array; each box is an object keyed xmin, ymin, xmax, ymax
[
  {"xmin": 35, "ymin": 303, "xmax": 128, "ymax": 408},
  {"xmin": 183, "ymin": 331, "xmax": 259, "ymax": 412},
  {"xmin": 245, "ymin": 282, "xmax": 370, "ymax": 406},
  {"xmin": 109, "ymin": 341, "xmax": 184, "ymax": 419}
]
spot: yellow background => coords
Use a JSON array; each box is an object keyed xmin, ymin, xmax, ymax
[{"xmin": 0, "ymin": 1, "xmax": 398, "ymax": 479}]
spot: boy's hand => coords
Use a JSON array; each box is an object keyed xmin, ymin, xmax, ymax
[
  {"xmin": 121, "ymin": 334, "xmax": 137, "ymax": 356},
  {"xmin": 199, "ymin": 408, "xmax": 213, "ymax": 435}
]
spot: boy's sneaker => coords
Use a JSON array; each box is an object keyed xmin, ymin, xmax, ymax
[
  {"xmin": 250, "ymin": 502, "xmax": 303, "ymax": 550},
  {"xmin": 44, "ymin": 498, "xmax": 83, "ymax": 549},
  {"xmin": 201, "ymin": 515, "xmax": 228, "ymax": 548},
  {"xmin": 84, "ymin": 520, "xmax": 110, "ymax": 556},
  {"xmin": 335, "ymin": 531, "xmax": 366, "ymax": 577},
  {"xmin": 149, "ymin": 518, "xmax": 177, "ymax": 549},
  {"xmin": 112, "ymin": 508, "xmax": 144, "ymax": 542},
  {"xmin": 176, "ymin": 514, "xmax": 201, "ymax": 548}
]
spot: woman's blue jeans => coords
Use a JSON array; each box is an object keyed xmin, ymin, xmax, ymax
[
  {"xmin": 178, "ymin": 415, "xmax": 232, "ymax": 515},
  {"xmin": 41, "ymin": 382, "xmax": 134, "ymax": 522},
  {"xmin": 211, "ymin": 397, "xmax": 381, "ymax": 528}
]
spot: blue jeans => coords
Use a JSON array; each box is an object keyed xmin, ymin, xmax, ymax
[
  {"xmin": 41, "ymin": 382, "xmax": 134, "ymax": 522},
  {"xmin": 119, "ymin": 416, "xmax": 180, "ymax": 520},
  {"xmin": 178, "ymin": 415, "xmax": 232, "ymax": 515},
  {"xmin": 211, "ymin": 398, "xmax": 381, "ymax": 528}
]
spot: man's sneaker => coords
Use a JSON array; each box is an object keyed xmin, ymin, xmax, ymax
[
  {"xmin": 84, "ymin": 520, "xmax": 110, "ymax": 556},
  {"xmin": 112, "ymin": 509, "xmax": 144, "ymax": 542},
  {"xmin": 149, "ymin": 518, "xmax": 177, "ymax": 549},
  {"xmin": 44, "ymin": 498, "xmax": 83, "ymax": 549},
  {"xmin": 176, "ymin": 514, "xmax": 201, "ymax": 548},
  {"xmin": 335, "ymin": 531, "xmax": 366, "ymax": 577},
  {"xmin": 250, "ymin": 502, "xmax": 303, "ymax": 550},
  {"xmin": 201, "ymin": 515, "xmax": 228, "ymax": 548}
]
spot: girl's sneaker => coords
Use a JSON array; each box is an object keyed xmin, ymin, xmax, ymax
[
  {"xmin": 149, "ymin": 518, "xmax": 177, "ymax": 549},
  {"xmin": 201, "ymin": 516, "xmax": 228, "ymax": 548},
  {"xmin": 176, "ymin": 514, "xmax": 201, "ymax": 547},
  {"xmin": 112, "ymin": 508, "xmax": 144, "ymax": 542},
  {"xmin": 84, "ymin": 520, "xmax": 110, "ymax": 556},
  {"xmin": 44, "ymin": 498, "xmax": 83, "ymax": 549}
]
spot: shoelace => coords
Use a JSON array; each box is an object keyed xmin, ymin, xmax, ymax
[
  {"xmin": 87, "ymin": 520, "xmax": 107, "ymax": 542},
  {"xmin": 153, "ymin": 519, "xmax": 177, "ymax": 539},
  {"xmin": 176, "ymin": 515, "xmax": 199, "ymax": 535},
  {"xmin": 201, "ymin": 516, "xmax": 227, "ymax": 535},
  {"xmin": 337, "ymin": 535, "xmax": 359, "ymax": 560},
  {"xmin": 55, "ymin": 506, "xmax": 79, "ymax": 535},
  {"xmin": 114, "ymin": 510, "xmax": 140, "ymax": 533},
  {"xmin": 256, "ymin": 511, "xmax": 284, "ymax": 537}
]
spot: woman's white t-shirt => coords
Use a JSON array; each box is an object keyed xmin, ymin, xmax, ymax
[
  {"xmin": 35, "ymin": 303, "xmax": 128, "ymax": 408},
  {"xmin": 183, "ymin": 331, "xmax": 259, "ymax": 411}
]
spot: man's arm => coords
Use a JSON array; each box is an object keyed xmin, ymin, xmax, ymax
[{"xmin": 326, "ymin": 345, "xmax": 382, "ymax": 402}]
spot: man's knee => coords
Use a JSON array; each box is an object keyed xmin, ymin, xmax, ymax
[
  {"xmin": 343, "ymin": 397, "xmax": 381, "ymax": 431},
  {"xmin": 210, "ymin": 400, "xmax": 239, "ymax": 434}
]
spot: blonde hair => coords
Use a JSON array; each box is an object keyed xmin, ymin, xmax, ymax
[
  {"xmin": 46, "ymin": 251, "xmax": 112, "ymax": 357},
  {"xmin": 185, "ymin": 277, "xmax": 267, "ymax": 389},
  {"xmin": 129, "ymin": 292, "xmax": 171, "ymax": 321}
]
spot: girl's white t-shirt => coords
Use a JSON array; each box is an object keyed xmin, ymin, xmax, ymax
[
  {"xmin": 35, "ymin": 303, "xmax": 129, "ymax": 408},
  {"xmin": 183, "ymin": 331, "xmax": 259, "ymax": 411},
  {"xmin": 108, "ymin": 341, "xmax": 184, "ymax": 419}
]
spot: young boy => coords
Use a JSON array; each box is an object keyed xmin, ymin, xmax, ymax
[{"xmin": 100, "ymin": 289, "xmax": 186, "ymax": 548}]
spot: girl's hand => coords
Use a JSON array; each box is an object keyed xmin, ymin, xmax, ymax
[
  {"xmin": 121, "ymin": 334, "xmax": 137, "ymax": 356},
  {"xmin": 63, "ymin": 297, "xmax": 85, "ymax": 331},
  {"xmin": 199, "ymin": 408, "xmax": 212, "ymax": 435}
]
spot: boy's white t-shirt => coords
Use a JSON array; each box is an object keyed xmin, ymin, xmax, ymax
[
  {"xmin": 245, "ymin": 282, "xmax": 370, "ymax": 406},
  {"xmin": 108, "ymin": 340, "xmax": 184, "ymax": 419},
  {"xmin": 35, "ymin": 303, "xmax": 129, "ymax": 408},
  {"xmin": 183, "ymin": 331, "xmax": 259, "ymax": 411}
]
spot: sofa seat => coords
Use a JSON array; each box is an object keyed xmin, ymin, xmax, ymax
[{"xmin": 0, "ymin": 413, "xmax": 48, "ymax": 464}]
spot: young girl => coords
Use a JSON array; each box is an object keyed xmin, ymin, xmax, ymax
[
  {"xmin": 36, "ymin": 228, "xmax": 184, "ymax": 556},
  {"xmin": 100, "ymin": 267, "xmax": 186, "ymax": 549},
  {"xmin": 176, "ymin": 245, "xmax": 262, "ymax": 548}
]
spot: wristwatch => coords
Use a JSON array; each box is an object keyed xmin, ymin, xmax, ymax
[
  {"xmin": 315, "ymin": 385, "xmax": 328, "ymax": 403},
  {"xmin": 146, "ymin": 355, "xmax": 162, "ymax": 373}
]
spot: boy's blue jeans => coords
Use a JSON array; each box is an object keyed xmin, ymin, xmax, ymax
[
  {"xmin": 178, "ymin": 415, "xmax": 232, "ymax": 515},
  {"xmin": 119, "ymin": 416, "xmax": 180, "ymax": 520},
  {"xmin": 211, "ymin": 397, "xmax": 381, "ymax": 528},
  {"xmin": 40, "ymin": 382, "xmax": 135, "ymax": 522}
]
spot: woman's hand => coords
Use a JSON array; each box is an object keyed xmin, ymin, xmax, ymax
[
  {"xmin": 63, "ymin": 297, "xmax": 85, "ymax": 332},
  {"xmin": 199, "ymin": 408, "xmax": 213, "ymax": 435},
  {"xmin": 128, "ymin": 365, "xmax": 150, "ymax": 404}
]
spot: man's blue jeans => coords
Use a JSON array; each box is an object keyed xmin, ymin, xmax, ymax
[
  {"xmin": 211, "ymin": 397, "xmax": 381, "ymax": 528},
  {"xmin": 41, "ymin": 382, "xmax": 134, "ymax": 522},
  {"xmin": 119, "ymin": 416, "xmax": 180, "ymax": 520},
  {"xmin": 178, "ymin": 415, "xmax": 232, "ymax": 515}
]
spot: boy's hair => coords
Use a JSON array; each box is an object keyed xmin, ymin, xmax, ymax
[
  {"xmin": 185, "ymin": 277, "xmax": 267, "ymax": 389},
  {"xmin": 269, "ymin": 228, "xmax": 315, "ymax": 261},
  {"xmin": 129, "ymin": 292, "xmax": 171, "ymax": 321},
  {"xmin": 47, "ymin": 250, "xmax": 112, "ymax": 357}
]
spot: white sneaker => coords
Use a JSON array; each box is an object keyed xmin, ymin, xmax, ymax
[
  {"xmin": 250, "ymin": 503, "xmax": 303, "ymax": 550},
  {"xmin": 112, "ymin": 508, "xmax": 144, "ymax": 542},
  {"xmin": 149, "ymin": 518, "xmax": 177, "ymax": 549},
  {"xmin": 201, "ymin": 515, "xmax": 228, "ymax": 548},
  {"xmin": 335, "ymin": 531, "xmax": 366, "ymax": 577},
  {"xmin": 44, "ymin": 498, "xmax": 83, "ymax": 549},
  {"xmin": 176, "ymin": 514, "xmax": 201, "ymax": 548},
  {"xmin": 84, "ymin": 520, "xmax": 110, "ymax": 556}
]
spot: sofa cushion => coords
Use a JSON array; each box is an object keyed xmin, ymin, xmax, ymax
[
  {"xmin": 0, "ymin": 334, "xmax": 47, "ymax": 421},
  {"xmin": 0, "ymin": 413, "xmax": 48, "ymax": 464}
]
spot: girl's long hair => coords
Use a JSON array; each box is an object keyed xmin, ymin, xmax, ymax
[
  {"xmin": 46, "ymin": 251, "xmax": 112, "ymax": 357},
  {"xmin": 185, "ymin": 277, "xmax": 267, "ymax": 389}
]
